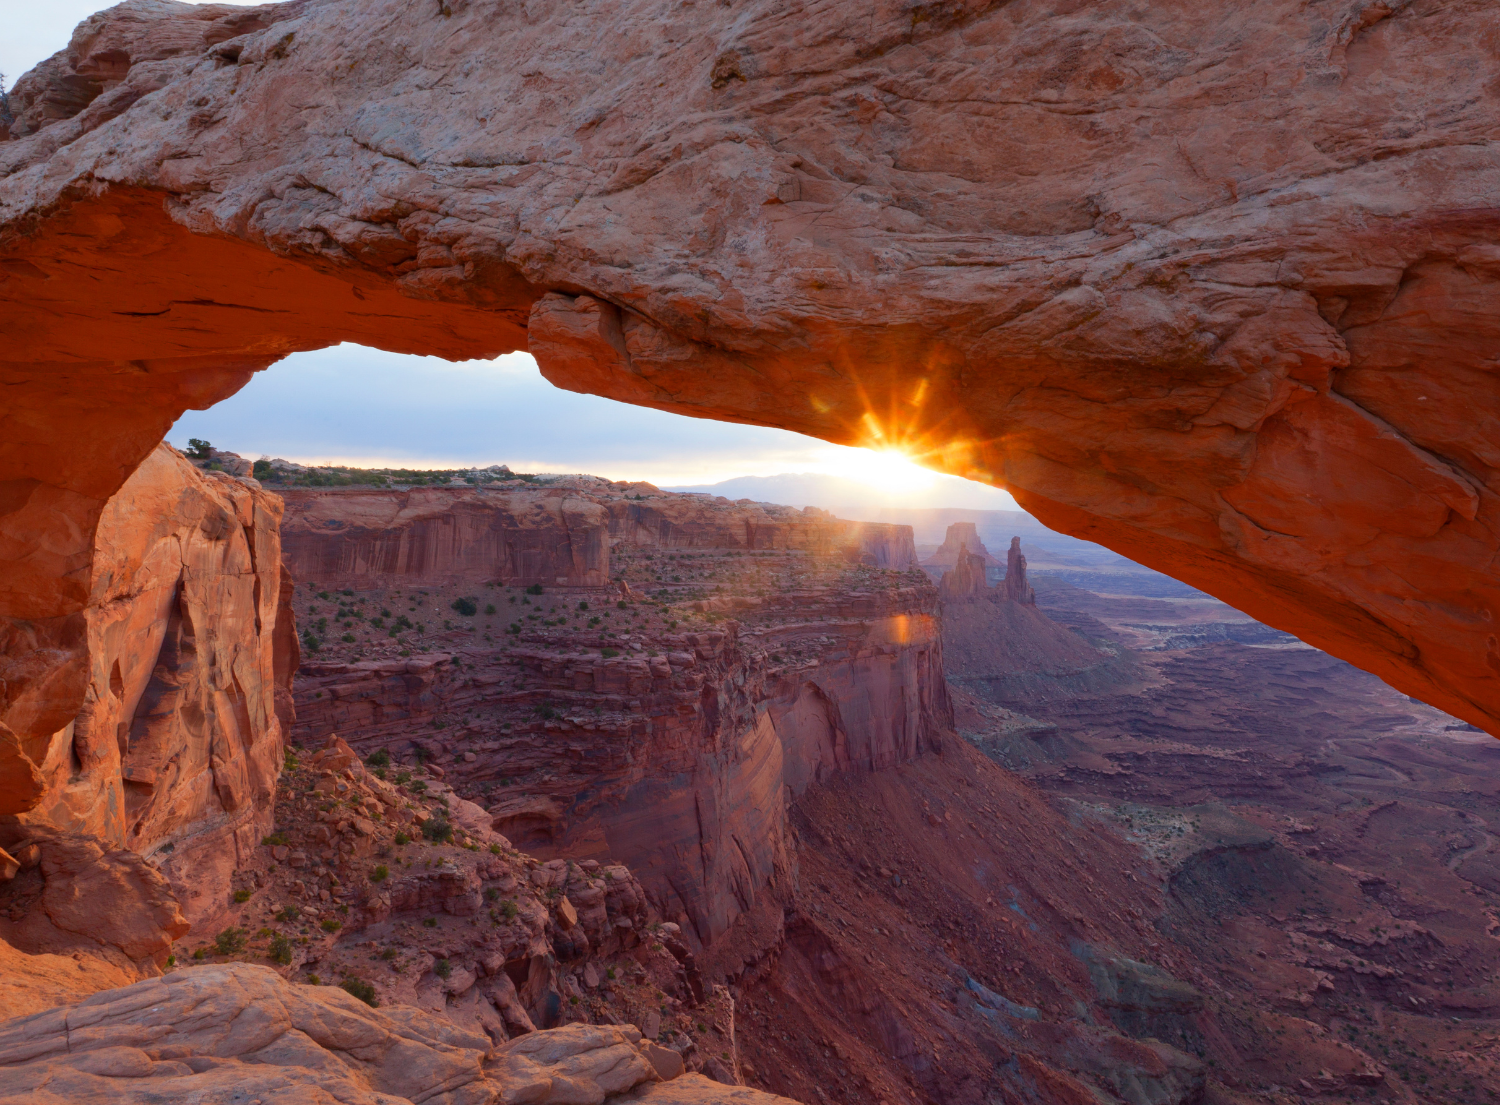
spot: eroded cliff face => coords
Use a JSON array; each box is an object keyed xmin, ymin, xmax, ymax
[
  {"xmin": 938, "ymin": 529, "xmax": 1140, "ymax": 712},
  {"xmin": 279, "ymin": 480, "xmax": 916, "ymax": 593},
  {"xmin": 1, "ymin": 0, "xmax": 1496, "ymax": 734},
  {"xmin": 280, "ymin": 486, "xmax": 614, "ymax": 590},
  {"xmin": 0, "ymin": 444, "xmax": 291, "ymax": 925},
  {"xmin": 281, "ymin": 488, "xmax": 946, "ymax": 949}
]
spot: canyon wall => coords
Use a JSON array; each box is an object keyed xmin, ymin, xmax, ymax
[
  {"xmin": 283, "ymin": 488, "xmax": 945, "ymax": 948},
  {"xmin": 1, "ymin": 0, "xmax": 1497, "ymax": 734},
  {"xmin": 280, "ymin": 481, "xmax": 916, "ymax": 591},
  {"xmin": 280, "ymin": 486, "xmax": 612, "ymax": 590},
  {"xmin": 0, "ymin": 444, "xmax": 292, "ymax": 925}
]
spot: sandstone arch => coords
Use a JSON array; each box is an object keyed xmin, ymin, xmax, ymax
[{"xmin": 2, "ymin": 0, "xmax": 1497, "ymax": 741}]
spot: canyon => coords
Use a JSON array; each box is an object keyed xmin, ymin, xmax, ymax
[
  {"xmin": 270, "ymin": 486, "xmax": 1500, "ymax": 1102},
  {"xmin": 2, "ymin": 451, "xmax": 1499, "ymax": 1103},
  {"xmin": 2, "ymin": 3, "xmax": 1500, "ymax": 1104},
  {"xmin": 2, "ymin": 0, "xmax": 1499, "ymax": 736}
]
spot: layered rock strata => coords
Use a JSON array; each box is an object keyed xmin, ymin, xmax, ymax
[
  {"xmin": 279, "ymin": 480, "xmax": 916, "ymax": 592},
  {"xmin": 3, "ymin": 0, "xmax": 1499, "ymax": 733},
  {"xmin": 0, "ymin": 444, "xmax": 292, "ymax": 925},
  {"xmin": 283, "ymin": 492, "xmax": 947, "ymax": 948},
  {"xmin": 919, "ymin": 523, "xmax": 999, "ymax": 574}
]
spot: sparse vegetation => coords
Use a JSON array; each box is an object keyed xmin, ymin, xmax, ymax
[
  {"xmin": 214, "ymin": 927, "xmax": 247, "ymax": 956},
  {"xmin": 340, "ymin": 976, "xmax": 379, "ymax": 1006}
]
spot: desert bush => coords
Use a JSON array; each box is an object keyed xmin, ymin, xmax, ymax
[{"xmin": 340, "ymin": 976, "xmax": 379, "ymax": 1007}]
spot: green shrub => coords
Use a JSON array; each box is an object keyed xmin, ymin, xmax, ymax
[
  {"xmin": 617, "ymin": 601, "xmax": 629, "ymax": 610},
  {"xmin": 365, "ymin": 749, "xmax": 391, "ymax": 767},
  {"xmin": 320, "ymin": 918, "xmax": 342, "ymax": 933},
  {"xmin": 434, "ymin": 958, "xmax": 452, "ymax": 980},
  {"xmin": 451, "ymin": 597, "xmax": 478, "ymax": 616},
  {"xmin": 252, "ymin": 458, "xmax": 273, "ymax": 479},
  {"xmin": 577, "ymin": 601, "xmax": 589, "ymax": 611},
  {"xmin": 484, "ymin": 887, "xmax": 500, "ymax": 902},
  {"xmin": 601, "ymin": 648, "xmax": 620, "ymax": 658},
  {"xmin": 341, "ymin": 633, "xmax": 355, "ymax": 643},
  {"xmin": 269, "ymin": 933, "xmax": 293, "ymax": 965},
  {"xmin": 423, "ymin": 917, "xmax": 438, "ymax": 928},
  {"xmin": 485, "ymin": 603, "xmax": 497, "ymax": 614},
  {"xmin": 421, "ymin": 816, "xmax": 452, "ymax": 843},
  {"xmin": 233, "ymin": 888, "xmax": 251, "ymax": 903},
  {"xmin": 340, "ymin": 976, "xmax": 379, "ymax": 1007},
  {"xmin": 262, "ymin": 832, "xmax": 290, "ymax": 847},
  {"xmin": 370, "ymin": 864, "xmax": 389, "ymax": 882},
  {"xmin": 186, "ymin": 438, "xmax": 213, "ymax": 460},
  {"xmin": 525, "ymin": 584, "xmax": 544, "ymax": 595},
  {"xmin": 306, "ymin": 973, "xmax": 321, "ymax": 985},
  {"xmin": 276, "ymin": 905, "xmax": 301, "ymax": 923},
  {"xmin": 394, "ymin": 832, "xmax": 410, "ymax": 846},
  {"xmin": 501, "ymin": 900, "xmax": 519, "ymax": 920},
  {"xmin": 215, "ymin": 927, "xmax": 247, "ymax": 956}
]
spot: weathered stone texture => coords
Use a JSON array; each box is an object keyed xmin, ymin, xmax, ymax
[
  {"xmin": 0, "ymin": 445, "xmax": 291, "ymax": 924},
  {"xmin": 1, "ymin": 0, "xmax": 1498, "ymax": 734}
]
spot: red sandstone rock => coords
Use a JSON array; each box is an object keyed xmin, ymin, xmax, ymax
[
  {"xmin": 1, "ymin": 0, "xmax": 1496, "ymax": 732},
  {"xmin": 0, "ymin": 445, "xmax": 293, "ymax": 927},
  {"xmin": 291, "ymin": 543, "xmax": 949, "ymax": 948},
  {"xmin": 0, "ymin": 829, "xmax": 188, "ymax": 972},
  {"xmin": 921, "ymin": 524, "xmax": 999, "ymax": 572},
  {"xmin": 0, "ymin": 963, "xmax": 780, "ymax": 1105},
  {"xmin": 278, "ymin": 483, "xmax": 916, "ymax": 592},
  {"xmin": 1000, "ymin": 536, "xmax": 1035, "ymax": 606}
]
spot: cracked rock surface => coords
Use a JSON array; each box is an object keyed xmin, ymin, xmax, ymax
[
  {"xmin": 0, "ymin": 961, "xmax": 791, "ymax": 1105},
  {"xmin": 1, "ymin": 0, "xmax": 1498, "ymax": 733}
]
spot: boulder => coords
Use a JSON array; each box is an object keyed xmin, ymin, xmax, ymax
[{"xmin": 0, "ymin": 964, "xmax": 787, "ymax": 1105}]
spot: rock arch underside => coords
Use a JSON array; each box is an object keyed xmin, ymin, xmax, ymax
[{"xmin": 1, "ymin": 0, "xmax": 1498, "ymax": 773}]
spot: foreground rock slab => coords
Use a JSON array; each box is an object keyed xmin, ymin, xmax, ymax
[
  {"xmin": 0, "ymin": 962, "xmax": 798, "ymax": 1105},
  {"xmin": 2, "ymin": 0, "xmax": 1499, "ymax": 735}
]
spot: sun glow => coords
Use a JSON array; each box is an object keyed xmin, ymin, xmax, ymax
[{"xmin": 815, "ymin": 445, "xmax": 942, "ymax": 495}]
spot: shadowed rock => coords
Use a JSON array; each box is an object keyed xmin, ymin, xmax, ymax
[{"xmin": 1, "ymin": 0, "xmax": 1497, "ymax": 739}]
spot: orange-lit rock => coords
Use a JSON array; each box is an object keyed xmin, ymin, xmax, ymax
[
  {"xmin": 0, "ymin": 445, "xmax": 291, "ymax": 926},
  {"xmin": 2, "ymin": 0, "xmax": 1499, "ymax": 734}
]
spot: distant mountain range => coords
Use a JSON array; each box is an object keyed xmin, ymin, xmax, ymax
[
  {"xmin": 661, "ymin": 472, "xmax": 1135, "ymax": 570},
  {"xmin": 662, "ymin": 471, "xmax": 1017, "ymax": 519}
]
